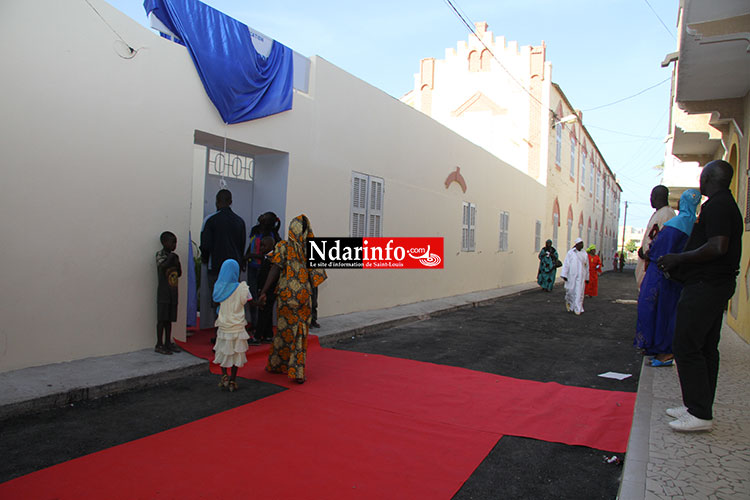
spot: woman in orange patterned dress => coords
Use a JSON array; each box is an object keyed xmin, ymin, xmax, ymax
[{"xmin": 258, "ymin": 214, "xmax": 326, "ymax": 383}]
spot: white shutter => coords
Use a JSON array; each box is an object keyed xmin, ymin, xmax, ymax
[
  {"xmin": 351, "ymin": 173, "xmax": 368, "ymax": 237},
  {"xmin": 469, "ymin": 203, "xmax": 476, "ymax": 252},
  {"xmin": 461, "ymin": 202, "xmax": 470, "ymax": 251},
  {"xmin": 368, "ymin": 176, "xmax": 384, "ymax": 237}
]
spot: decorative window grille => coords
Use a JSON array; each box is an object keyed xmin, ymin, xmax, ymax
[
  {"xmin": 462, "ymin": 202, "xmax": 476, "ymax": 252},
  {"xmin": 535, "ymin": 220, "xmax": 542, "ymax": 251},
  {"xmin": 555, "ymin": 123, "xmax": 562, "ymax": 165},
  {"xmin": 351, "ymin": 172, "xmax": 384, "ymax": 237},
  {"xmin": 590, "ymin": 161, "xmax": 595, "ymax": 193},
  {"xmin": 207, "ymin": 149, "xmax": 253, "ymax": 182},
  {"xmin": 498, "ymin": 211, "xmax": 510, "ymax": 252},
  {"xmin": 596, "ymin": 174, "xmax": 601, "ymax": 202},
  {"xmin": 566, "ymin": 216, "xmax": 573, "ymax": 250}
]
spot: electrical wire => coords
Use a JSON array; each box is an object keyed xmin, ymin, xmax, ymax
[
  {"xmin": 582, "ymin": 77, "xmax": 671, "ymax": 112},
  {"xmin": 83, "ymin": 0, "xmax": 139, "ymax": 59},
  {"xmin": 643, "ymin": 0, "xmax": 676, "ymax": 41}
]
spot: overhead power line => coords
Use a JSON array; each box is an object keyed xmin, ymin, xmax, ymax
[
  {"xmin": 644, "ymin": 0, "xmax": 676, "ymax": 41},
  {"xmin": 582, "ymin": 77, "xmax": 671, "ymax": 112}
]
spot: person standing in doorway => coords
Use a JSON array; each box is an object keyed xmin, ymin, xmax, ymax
[
  {"xmin": 636, "ymin": 185, "xmax": 675, "ymax": 288},
  {"xmin": 658, "ymin": 160, "xmax": 742, "ymax": 432},
  {"xmin": 200, "ymin": 189, "xmax": 246, "ymax": 329},
  {"xmin": 560, "ymin": 237, "xmax": 589, "ymax": 315}
]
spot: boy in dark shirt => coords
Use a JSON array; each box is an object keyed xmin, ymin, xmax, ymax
[
  {"xmin": 255, "ymin": 236, "xmax": 277, "ymax": 343},
  {"xmin": 156, "ymin": 231, "xmax": 182, "ymax": 355}
]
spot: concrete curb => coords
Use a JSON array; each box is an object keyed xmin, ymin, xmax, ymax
[
  {"xmin": 0, "ymin": 354, "xmax": 207, "ymax": 421},
  {"xmin": 617, "ymin": 356, "xmax": 651, "ymax": 500}
]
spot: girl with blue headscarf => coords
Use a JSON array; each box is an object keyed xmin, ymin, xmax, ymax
[
  {"xmin": 212, "ymin": 259, "xmax": 253, "ymax": 391},
  {"xmin": 634, "ymin": 189, "xmax": 701, "ymax": 366}
]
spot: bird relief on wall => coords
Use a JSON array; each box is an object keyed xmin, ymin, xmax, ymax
[{"xmin": 445, "ymin": 166, "xmax": 467, "ymax": 193}]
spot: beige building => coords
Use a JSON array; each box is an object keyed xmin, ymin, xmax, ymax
[
  {"xmin": 661, "ymin": 0, "xmax": 750, "ymax": 341},
  {"xmin": 401, "ymin": 23, "xmax": 621, "ymax": 260},
  {"xmin": 1, "ymin": 1, "xmax": 549, "ymax": 372}
]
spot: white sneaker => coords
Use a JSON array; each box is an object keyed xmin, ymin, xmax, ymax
[
  {"xmin": 669, "ymin": 412, "xmax": 713, "ymax": 432},
  {"xmin": 666, "ymin": 406, "xmax": 688, "ymax": 419}
]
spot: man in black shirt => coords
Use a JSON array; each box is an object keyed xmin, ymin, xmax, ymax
[
  {"xmin": 658, "ymin": 160, "xmax": 743, "ymax": 432},
  {"xmin": 200, "ymin": 189, "xmax": 246, "ymax": 328}
]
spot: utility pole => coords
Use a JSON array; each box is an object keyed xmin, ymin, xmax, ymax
[{"xmin": 620, "ymin": 201, "xmax": 628, "ymax": 254}]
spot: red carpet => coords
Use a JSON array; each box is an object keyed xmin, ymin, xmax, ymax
[{"xmin": 0, "ymin": 329, "xmax": 635, "ymax": 499}]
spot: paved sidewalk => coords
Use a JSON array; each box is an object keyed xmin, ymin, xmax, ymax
[
  {"xmin": 2, "ymin": 279, "xmax": 748, "ymax": 499},
  {"xmin": 618, "ymin": 320, "xmax": 750, "ymax": 500}
]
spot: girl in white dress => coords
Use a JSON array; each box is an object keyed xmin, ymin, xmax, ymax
[{"xmin": 212, "ymin": 259, "xmax": 252, "ymax": 392}]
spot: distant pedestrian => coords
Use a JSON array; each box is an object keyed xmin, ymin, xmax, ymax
[
  {"xmin": 258, "ymin": 214, "xmax": 327, "ymax": 383},
  {"xmin": 613, "ymin": 251, "xmax": 618, "ymax": 272},
  {"xmin": 584, "ymin": 245, "xmax": 602, "ymax": 297},
  {"xmin": 537, "ymin": 239, "xmax": 560, "ymax": 292},
  {"xmin": 155, "ymin": 231, "xmax": 182, "ymax": 355},
  {"xmin": 636, "ymin": 185, "xmax": 676, "ymax": 288},
  {"xmin": 200, "ymin": 189, "xmax": 246, "ymax": 329},
  {"xmin": 212, "ymin": 259, "xmax": 253, "ymax": 392},
  {"xmin": 254, "ymin": 236, "xmax": 277, "ymax": 342},
  {"xmin": 635, "ymin": 189, "xmax": 700, "ymax": 367},
  {"xmin": 560, "ymin": 237, "xmax": 589, "ymax": 315},
  {"xmin": 658, "ymin": 160, "xmax": 742, "ymax": 432},
  {"xmin": 619, "ymin": 252, "xmax": 626, "ymax": 272}
]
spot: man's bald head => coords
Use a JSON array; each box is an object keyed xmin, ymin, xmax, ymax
[
  {"xmin": 700, "ymin": 160, "xmax": 734, "ymax": 196},
  {"xmin": 650, "ymin": 185, "xmax": 669, "ymax": 209}
]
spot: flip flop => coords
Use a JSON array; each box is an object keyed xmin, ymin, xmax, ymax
[{"xmin": 649, "ymin": 358, "xmax": 673, "ymax": 367}]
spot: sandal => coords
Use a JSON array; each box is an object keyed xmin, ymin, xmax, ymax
[
  {"xmin": 228, "ymin": 381, "xmax": 238, "ymax": 392},
  {"xmin": 649, "ymin": 358, "xmax": 673, "ymax": 367},
  {"xmin": 218, "ymin": 374, "xmax": 229, "ymax": 389}
]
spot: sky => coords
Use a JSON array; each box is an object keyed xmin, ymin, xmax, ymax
[{"xmin": 108, "ymin": 0, "xmax": 680, "ymax": 229}]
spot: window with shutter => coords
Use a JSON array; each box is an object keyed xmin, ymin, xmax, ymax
[
  {"xmin": 499, "ymin": 211, "xmax": 509, "ymax": 252},
  {"xmin": 351, "ymin": 172, "xmax": 384, "ymax": 237},
  {"xmin": 535, "ymin": 220, "xmax": 541, "ymax": 251},
  {"xmin": 462, "ymin": 202, "xmax": 476, "ymax": 252}
]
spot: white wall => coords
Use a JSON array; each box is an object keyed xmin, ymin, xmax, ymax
[{"xmin": 0, "ymin": 0, "xmax": 545, "ymax": 372}]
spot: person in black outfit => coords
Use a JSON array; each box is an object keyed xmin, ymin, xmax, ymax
[
  {"xmin": 658, "ymin": 160, "xmax": 743, "ymax": 432},
  {"xmin": 200, "ymin": 189, "xmax": 246, "ymax": 329},
  {"xmin": 156, "ymin": 231, "xmax": 182, "ymax": 355},
  {"xmin": 254, "ymin": 236, "xmax": 278, "ymax": 342}
]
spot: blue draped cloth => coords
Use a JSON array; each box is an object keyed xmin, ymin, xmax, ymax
[
  {"xmin": 634, "ymin": 226, "xmax": 689, "ymax": 355},
  {"xmin": 144, "ymin": 0, "xmax": 293, "ymax": 123}
]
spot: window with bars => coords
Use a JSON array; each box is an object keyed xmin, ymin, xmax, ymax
[
  {"xmin": 462, "ymin": 202, "xmax": 476, "ymax": 252},
  {"xmin": 535, "ymin": 220, "xmax": 542, "ymax": 251},
  {"xmin": 555, "ymin": 123, "xmax": 562, "ymax": 165},
  {"xmin": 350, "ymin": 172, "xmax": 384, "ymax": 237},
  {"xmin": 498, "ymin": 211, "xmax": 510, "ymax": 252},
  {"xmin": 590, "ymin": 162, "xmax": 595, "ymax": 193},
  {"xmin": 596, "ymin": 173, "xmax": 601, "ymax": 202},
  {"xmin": 566, "ymin": 217, "xmax": 573, "ymax": 251}
]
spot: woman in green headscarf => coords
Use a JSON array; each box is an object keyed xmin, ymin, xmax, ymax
[{"xmin": 258, "ymin": 214, "xmax": 327, "ymax": 383}]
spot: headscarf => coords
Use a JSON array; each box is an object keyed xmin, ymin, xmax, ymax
[
  {"xmin": 587, "ymin": 244, "xmax": 596, "ymax": 253},
  {"xmin": 212, "ymin": 259, "xmax": 240, "ymax": 303},
  {"xmin": 288, "ymin": 214, "xmax": 327, "ymax": 286},
  {"xmin": 663, "ymin": 189, "xmax": 700, "ymax": 235}
]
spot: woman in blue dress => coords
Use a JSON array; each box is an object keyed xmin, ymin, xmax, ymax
[
  {"xmin": 537, "ymin": 239, "xmax": 559, "ymax": 292},
  {"xmin": 634, "ymin": 189, "xmax": 701, "ymax": 366}
]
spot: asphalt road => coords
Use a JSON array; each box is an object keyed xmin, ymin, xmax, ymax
[{"xmin": 0, "ymin": 270, "xmax": 641, "ymax": 499}]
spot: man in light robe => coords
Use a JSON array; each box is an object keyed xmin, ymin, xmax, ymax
[
  {"xmin": 561, "ymin": 237, "xmax": 589, "ymax": 315},
  {"xmin": 636, "ymin": 185, "xmax": 675, "ymax": 288}
]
